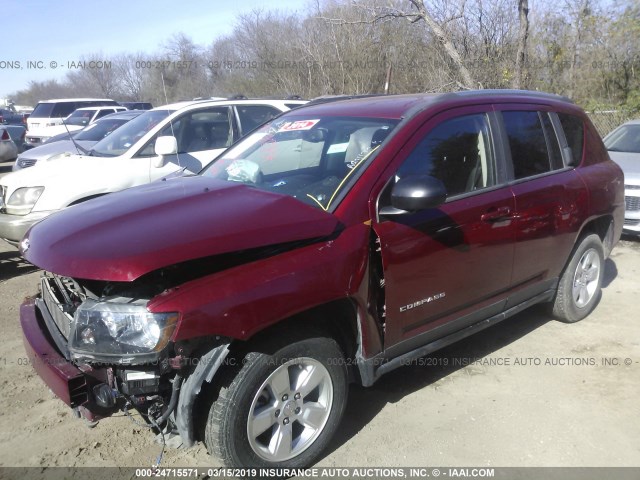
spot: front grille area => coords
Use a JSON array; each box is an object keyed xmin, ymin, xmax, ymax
[
  {"xmin": 41, "ymin": 276, "xmax": 74, "ymax": 339},
  {"xmin": 624, "ymin": 219, "xmax": 639, "ymax": 227},
  {"xmin": 625, "ymin": 184, "xmax": 640, "ymax": 190},
  {"xmin": 17, "ymin": 158, "xmax": 36, "ymax": 168},
  {"xmin": 625, "ymin": 196, "xmax": 640, "ymax": 212}
]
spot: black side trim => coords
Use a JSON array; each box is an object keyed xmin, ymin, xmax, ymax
[{"xmin": 357, "ymin": 288, "xmax": 555, "ymax": 386}]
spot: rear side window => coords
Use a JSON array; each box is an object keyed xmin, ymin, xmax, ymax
[
  {"xmin": 30, "ymin": 103, "xmax": 55, "ymax": 118},
  {"xmin": 51, "ymin": 102, "xmax": 78, "ymax": 118},
  {"xmin": 31, "ymin": 101, "xmax": 118, "ymax": 119},
  {"xmin": 397, "ymin": 113, "xmax": 496, "ymax": 196},
  {"xmin": 503, "ymin": 111, "xmax": 552, "ymax": 179},
  {"xmin": 236, "ymin": 105, "xmax": 281, "ymax": 134},
  {"xmin": 557, "ymin": 113, "xmax": 584, "ymax": 166}
]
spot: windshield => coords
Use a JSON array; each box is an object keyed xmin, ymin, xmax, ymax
[
  {"xmin": 605, "ymin": 124, "xmax": 640, "ymax": 154},
  {"xmin": 65, "ymin": 110, "xmax": 95, "ymax": 127},
  {"xmin": 91, "ymin": 110, "xmax": 174, "ymax": 157},
  {"xmin": 75, "ymin": 118, "xmax": 130, "ymax": 141},
  {"xmin": 201, "ymin": 115, "xmax": 399, "ymax": 211}
]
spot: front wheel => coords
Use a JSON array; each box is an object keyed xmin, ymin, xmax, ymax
[
  {"xmin": 552, "ymin": 233, "xmax": 604, "ymax": 323},
  {"xmin": 205, "ymin": 336, "xmax": 348, "ymax": 468}
]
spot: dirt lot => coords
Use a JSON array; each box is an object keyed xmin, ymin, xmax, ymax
[{"xmin": 0, "ymin": 236, "xmax": 638, "ymax": 471}]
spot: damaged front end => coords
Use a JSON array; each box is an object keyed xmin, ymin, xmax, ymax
[{"xmin": 22, "ymin": 272, "xmax": 229, "ymax": 443}]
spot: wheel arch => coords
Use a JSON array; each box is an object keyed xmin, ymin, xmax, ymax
[
  {"xmin": 176, "ymin": 297, "xmax": 363, "ymax": 447},
  {"xmin": 577, "ymin": 214, "xmax": 615, "ymax": 258}
]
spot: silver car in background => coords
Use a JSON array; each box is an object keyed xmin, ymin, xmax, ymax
[
  {"xmin": 604, "ymin": 119, "xmax": 640, "ymax": 235},
  {"xmin": 13, "ymin": 110, "xmax": 143, "ymax": 171}
]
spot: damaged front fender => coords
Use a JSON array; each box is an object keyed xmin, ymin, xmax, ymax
[{"xmin": 176, "ymin": 343, "xmax": 230, "ymax": 447}]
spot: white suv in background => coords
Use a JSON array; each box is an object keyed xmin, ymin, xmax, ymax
[
  {"xmin": 0, "ymin": 98, "xmax": 307, "ymax": 246},
  {"xmin": 27, "ymin": 106, "xmax": 128, "ymax": 144},
  {"xmin": 26, "ymin": 98, "xmax": 120, "ymax": 145}
]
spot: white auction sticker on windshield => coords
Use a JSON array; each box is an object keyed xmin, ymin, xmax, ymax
[{"xmin": 278, "ymin": 119, "xmax": 320, "ymax": 132}]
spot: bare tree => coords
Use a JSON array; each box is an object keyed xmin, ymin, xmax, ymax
[
  {"xmin": 7, "ymin": 0, "xmax": 639, "ymax": 111},
  {"xmin": 514, "ymin": 0, "xmax": 530, "ymax": 88},
  {"xmin": 65, "ymin": 54, "xmax": 123, "ymax": 98},
  {"xmin": 114, "ymin": 53, "xmax": 148, "ymax": 100},
  {"xmin": 566, "ymin": 0, "xmax": 592, "ymax": 97},
  {"xmin": 326, "ymin": 0, "xmax": 478, "ymax": 89}
]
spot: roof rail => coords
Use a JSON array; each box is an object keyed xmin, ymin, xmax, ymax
[
  {"xmin": 451, "ymin": 89, "xmax": 574, "ymax": 104},
  {"xmin": 306, "ymin": 94, "xmax": 386, "ymax": 106},
  {"xmin": 304, "ymin": 90, "xmax": 573, "ymax": 106}
]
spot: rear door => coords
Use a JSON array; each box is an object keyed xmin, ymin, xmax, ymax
[
  {"xmin": 497, "ymin": 108, "xmax": 587, "ymax": 307},
  {"xmin": 373, "ymin": 106, "xmax": 517, "ymax": 354}
]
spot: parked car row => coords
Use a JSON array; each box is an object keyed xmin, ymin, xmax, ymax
[
  {"xmin": 10, "ymin": 90, "xmax": 627, "ymax": 470},
  {"xmin": 0, "ymin": 97, "xmax": 306, "ymax": 245},
  {"xmin": 0, "ymin": 108, "xmax": 27, "ymax": 126},
  {"xmin": 0, "ymin": 125, "xmax": 29, "ymax": 162},
  {"xmin": 25, "ymin": 98, "xmax": 146, "ymax": 145},
  {"xmin": 13, "ymin": 110, "xmax": 144, "ymax": 170}
]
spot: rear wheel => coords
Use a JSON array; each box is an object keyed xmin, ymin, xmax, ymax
[
  {"xmin": 552, "ymin": 233, "xmax": 604, "ymax": 323},
  {"xmin": 205, "ymin": 336, "xmax": 348, "ymax": 468}
]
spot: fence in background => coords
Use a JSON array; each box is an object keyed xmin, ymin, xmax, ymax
[{"xmin": 587, "ymin": 110, "xmax": 636, "ymax": 137}]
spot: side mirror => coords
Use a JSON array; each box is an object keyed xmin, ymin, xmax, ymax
[
  {"xmin": 381, "ymin": 175, "xmax": 447, "ymax": 215},
  {"xmin": 153, "ymin": 135, "xmax": 177, "ymax": 168}
]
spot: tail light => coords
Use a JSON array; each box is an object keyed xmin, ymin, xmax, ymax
[
  {"xmin": 1, "ymin": 129, "xmax": 9, "ymax": 141},
  {"xmin": 0, "ymin": 115, "xmax": 4, "ymax": 124}
]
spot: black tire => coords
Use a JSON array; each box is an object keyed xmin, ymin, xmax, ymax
[
  {"xmin": 205, "ymin": 335, "xmax": 348, "ymax": 469},
  {"xmin": 552, "ymin": 233, "xmax": 604, "ymax": 323}
]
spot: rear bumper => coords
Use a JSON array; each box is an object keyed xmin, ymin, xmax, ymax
[{"xmin": 20, "ymin": 297, "xmax": 111, "ymax": 419}]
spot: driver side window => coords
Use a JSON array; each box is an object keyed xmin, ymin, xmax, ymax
[
  {"xmin": 396, "ymin": 114, "xmax": 496, "ymax": 197},
  {"xmin": 137, "ymin": 119, "xmax": 183, "ymax": 157},
  {"xmin": 136, "ymin": 107, "xmax": 233, "ymax": 157}
]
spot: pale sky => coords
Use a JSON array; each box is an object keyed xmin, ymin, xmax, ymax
[{"xmin": 0, "ymin": 0, "xmax": 307, "ymax": 98}]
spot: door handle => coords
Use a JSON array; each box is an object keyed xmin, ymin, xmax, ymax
[{"xmin": 481, "ymin": 206, "xmax": 512, "ymax": 222}]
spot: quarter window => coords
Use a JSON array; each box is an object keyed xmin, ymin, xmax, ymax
[
  {"xmin": 503, "ymin": 111, "xmax": 552, "ymax": 179},
  {"xmin": 396, "ymin": 114, "xmax": 495, "ymax": 196},
  {"xmin": 95, "ymin": 109, "xmax": 113, "ymax": 120},
  {"xmin": 558, "ymin": 113, "xmax": 584, "ymax": 166}
]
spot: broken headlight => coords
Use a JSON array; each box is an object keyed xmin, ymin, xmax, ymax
[{"xmin": 68, "ymin": 299, "xmax": 178, "ymax": 364}]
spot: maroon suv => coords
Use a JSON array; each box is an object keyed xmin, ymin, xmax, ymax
[{"xmin": 19, "ymin": 91, "xmax": 624, "ymax": 469}]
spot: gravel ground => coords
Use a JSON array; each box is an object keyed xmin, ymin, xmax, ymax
[{"xmin": 0, "ymin": 235, "xmax": 638, "ymax": 473}]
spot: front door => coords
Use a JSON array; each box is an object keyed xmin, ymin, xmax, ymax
[{"xmin": 373, "ymin": 108, "xmax": 516, "ymax": 355}]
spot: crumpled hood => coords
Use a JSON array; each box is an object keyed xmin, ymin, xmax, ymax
[
  {"xmin": 609, "ymin": 151, "xmax": 640, "ymax": 183},
  {"xmin": 22, "ymin": 176, "xmax": 340, "ymax": 281}
]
